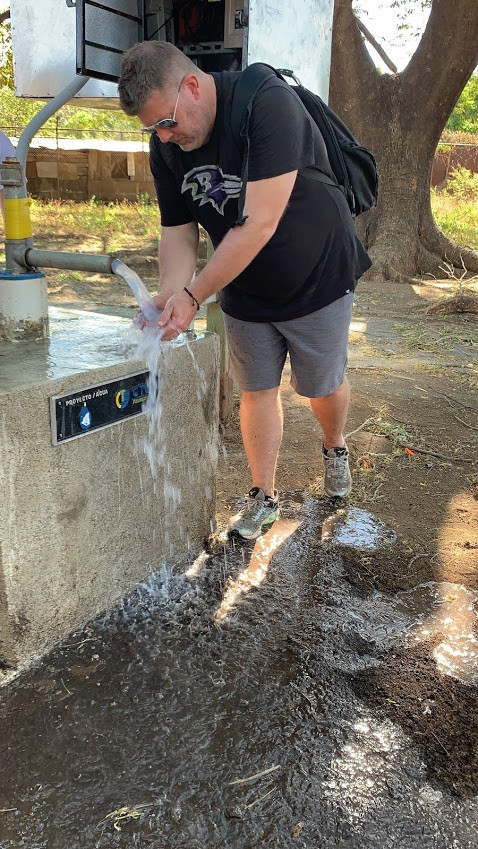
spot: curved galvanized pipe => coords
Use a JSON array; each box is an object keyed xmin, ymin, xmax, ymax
[{"xmin": 16, "ymin": 76, "xmax": 91, "ymax": 185}]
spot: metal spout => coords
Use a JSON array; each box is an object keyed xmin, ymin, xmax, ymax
[{"xmin": 11, "ymin": 246, "xmax": 116, "ymax": 275}]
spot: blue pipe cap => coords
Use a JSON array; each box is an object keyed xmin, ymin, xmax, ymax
[{"xmin": 0, "ymin": 269, "xmax": 46, "ymax": 280}]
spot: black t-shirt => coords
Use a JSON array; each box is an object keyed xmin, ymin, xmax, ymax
[{"xmin": 150, "ymin": 71, "xmax": 371, "ymax": 322}]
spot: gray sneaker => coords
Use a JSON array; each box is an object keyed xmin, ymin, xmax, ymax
[
  {"xmin": 323, "ymin": 445, "xmax": 352, "ymax": 498},
  {"xmin": 228, "ymin": 488, "xmax": 280, "ymax": 540}
]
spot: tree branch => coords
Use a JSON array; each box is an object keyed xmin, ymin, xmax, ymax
[
  {"xmin": 356, "ymin": 18, "xmax": 398, "ymax": 74},
  {"xmin": 329, "ymin": 0, "xmax": 381, "ymax": 124},
  {"xmin": 0, "ymin": 10, "xmax": 10, "ymax": 25},
  {"xmin": 402, "ymin": 0, "xmax": 478, "ymax": 129}
]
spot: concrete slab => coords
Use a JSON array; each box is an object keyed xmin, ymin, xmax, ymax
[{"xmin": 0, "ymin": 309, "xmax": 219, "ymax": 669}]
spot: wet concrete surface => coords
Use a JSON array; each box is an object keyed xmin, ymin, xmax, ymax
[
  {"xmin": 0, "ymin": 495, "xmax": 477, "ymax": 848},
  {"xmin": 0, "ymin": 306, "xmax": 202, "ymax": 395},
  {"xmin": 0, "ymin": 307, "xmax": 135, "ymax": 394}
]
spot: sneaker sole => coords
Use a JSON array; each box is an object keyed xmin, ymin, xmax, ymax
[
  {"xmin": 230, "ymin": 512, "xmax": 280, "ymax": 541},
  {"xmin": 324, "ymin": 486, "xmax": 352, "ymax": 498}
]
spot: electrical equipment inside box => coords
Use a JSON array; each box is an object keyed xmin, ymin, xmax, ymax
[
  {"xmin": 178, "ymin": 0, "xmax": 224, "ymax": 44},
  {"xmin": 145, "ymin": 0, "xmax": 246, "ymax": 71}
]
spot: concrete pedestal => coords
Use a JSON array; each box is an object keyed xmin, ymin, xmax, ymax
[
  {"xmin": 0, "ymin": 310, "xmax": 219, "ymax": 669},
  {"xmin": 0, "ymin": 270, "xmax": 49, "ymax": 341}
]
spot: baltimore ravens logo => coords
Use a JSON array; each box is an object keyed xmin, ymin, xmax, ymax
[{"xmin": 182, "ymin": 165, "xmax": 242, "ymax": 215}]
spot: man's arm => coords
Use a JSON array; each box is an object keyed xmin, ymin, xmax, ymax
[
  {"xmin": 158, "ymin": 169, "xmax": 297, "ymax": 339},
  {"xmin": 152, "ymin": 220, "xmax": 199, "ymax": 310}
]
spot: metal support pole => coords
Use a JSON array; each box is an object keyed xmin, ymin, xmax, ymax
[
  {"xmin": 2, "ymin": 158, "xmax": 33, "ymax": 274},
  {"xmin": 0, "ymin": 157, "xmax": 48, "ymax": 340}
]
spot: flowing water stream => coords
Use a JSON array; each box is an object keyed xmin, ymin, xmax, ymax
[
  {"xmin": 115, "ymin": 259, "xmax": 216, "ymax": 555},
  {"xmin": 112, "ymin": 258, "xmax": 164, "ymax": 326}
]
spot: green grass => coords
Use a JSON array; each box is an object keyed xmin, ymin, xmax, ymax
[
  {"xmin": 431, "ymin": 194, "xmax": 478, "ymax": 249},
  {"xmin": 372, "ymin": 418, "xmax": 416, "ymax": 448},
  {"xmin": 28, "ymin": 195, "xmax": 161, "ymax": 254},
  {"xmin": 396, "ymin": 323, "xmax": 477, "ymax": 352},
  {"xmin": 1, "ymin": 191, "xmax": 476, "ymax": 265},
  {"xmin": 431, "ymin": 169, "xmax": 478, "ymax": 250},
  {"xmin": 31, "ymin": 192, "xmax": 478, "ymax": 254}
]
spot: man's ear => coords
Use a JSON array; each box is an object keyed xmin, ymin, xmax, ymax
[{"xmin": 183, "ymin": 73, "xmax": 201, "ymax": 101}]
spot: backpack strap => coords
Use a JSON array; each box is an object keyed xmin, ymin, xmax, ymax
[
  {"xmin": 300, "ymin": 166, "xmax": 342, "ymax": 192},
  {"xmin": 229, "ymin": 63, "xmax": 345, "ymax": 225},
  {"xmin": 230, "ymin": 63, "xmax": 281, "ymax": 227},
  {"xmin": 292, "ymin": 86, "xmax": 353, "ymax": 209}
]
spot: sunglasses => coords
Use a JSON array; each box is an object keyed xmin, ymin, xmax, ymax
[{"xmin": 142, "ymin": 78, "xmax": 183, "ymax": 133}]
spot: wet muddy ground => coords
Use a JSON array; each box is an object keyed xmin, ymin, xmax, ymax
[
  {"xmin": 1, "ymin": 497, "xmax": 477, "ymax": 848},
  {"xmin": 1, "ymin": 270, "xmax": 477, "ymax": 846}
]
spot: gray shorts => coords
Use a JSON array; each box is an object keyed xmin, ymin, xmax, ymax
[{"xmin": 223, "ymin": 293, "xmax": 354, "ymax": 398}]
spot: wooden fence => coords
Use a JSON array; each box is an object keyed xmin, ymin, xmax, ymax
[{"xmin": 2, "ymin": 131, "xmax": 476, "ymax": 201}]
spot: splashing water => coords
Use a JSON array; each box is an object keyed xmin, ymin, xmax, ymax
[
  {"xmin": 133, "ymin": 326, "xmax": 219, "ymax": 559},
  {"xmin": 135, "ymin": 329, "xmax": 179, "ymax": 495},
  {"xmin": 113, "ymin": 258, "xmax": 220, "ymax": 560},
  {"xmin": 111, "ymin": 258, "xmax": 162, "ymax": 324},
  {"xmin": 131, "ymin": 329, "xmax": 217, "ymax": 566}
]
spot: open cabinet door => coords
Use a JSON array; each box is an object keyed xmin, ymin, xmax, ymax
[
  {"xmin": 76, "ymin": 0, "xmax": 145, "ymax": 82},
  {"xmin": 245, "ymin": 0, "xmax": 334, "ymax": 100}
]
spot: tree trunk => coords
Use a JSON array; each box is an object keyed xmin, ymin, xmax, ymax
[{"xmin": 329, "ymin": 0, "xmax": 478, "ymax": 282}]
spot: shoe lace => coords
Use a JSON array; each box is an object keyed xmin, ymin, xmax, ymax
[
  {"xmin": 242, "ymin": 497, "xmax": 268, "ymax": 522},
  {"xmin": 325, "ymin": 454, "xmax": 349, "ymax": 477}
]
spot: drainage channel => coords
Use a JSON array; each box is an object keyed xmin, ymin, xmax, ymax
[{"xmin": 0, "ymin": 497, "xmax": 477, "ymax": 849}]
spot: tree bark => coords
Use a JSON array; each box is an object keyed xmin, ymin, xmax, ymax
[{"xmin": 329, "ymin": 0, "xmax": 478, "ymax": 282}]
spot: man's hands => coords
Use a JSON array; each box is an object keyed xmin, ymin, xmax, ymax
[
  {"xmin": 136, "ymin": 290, "xmax": 197, "ymax": 341},
  {"xmin": 157, "ymin": 289, "xmax": 198, "ymax": 341},
  {"xmin": 150, "ymin": 291, "xmax": 172, "ymax": 312}
]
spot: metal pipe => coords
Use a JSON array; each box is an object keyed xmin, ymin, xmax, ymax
[
  {"xmin": 11, "ymin": 246, "xmax": 115, "ymax": 275},
  {"xmin": 16, "ymin": 75, "xmax": 90, "ymax": 185}
]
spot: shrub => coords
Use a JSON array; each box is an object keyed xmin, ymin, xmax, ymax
[{"xmin": 445, "ymin": 166, "xmax": 478, "ymax": 202}]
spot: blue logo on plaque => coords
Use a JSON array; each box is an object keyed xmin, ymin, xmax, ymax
[
  {"xmin": 79, "ymin": 404, "xmax": 92, "ymax": 430},
  {"xmin": 115, "ymin": 388, "xmax": 131, "ymax": 410}
]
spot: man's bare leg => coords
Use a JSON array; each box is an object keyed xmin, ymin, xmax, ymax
[
  {"xmin": 309, "ymin": 377, "xmax": 350, "ymax": 449},
  {"xmin": 309, "ymin": 378, "xmax": 352, "ymax": 497},
  {"xmin": 240, "ymin": 387, "xmax": 283, "ymax": 496}
]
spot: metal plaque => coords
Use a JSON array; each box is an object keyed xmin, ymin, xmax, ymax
[
  {"xmin": 51, "ymin": 371, "xmax": 149, "ymax": 445},
  {"xmin": 76, "ymin": 0, "xmax": 144, "ymax": 82}
]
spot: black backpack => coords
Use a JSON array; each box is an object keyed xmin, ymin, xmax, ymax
[{"xmin": 230, "ymin": 63, "xmax": 378, "ymax": 224}]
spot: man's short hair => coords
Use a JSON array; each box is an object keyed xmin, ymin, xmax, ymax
[{"xmin": 118, "ymin": 41, "xmax": 196, "ymax": 115}]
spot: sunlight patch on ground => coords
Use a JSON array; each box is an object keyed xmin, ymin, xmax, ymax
[
  {"xmin": 214, "ymin": 518, "xmax": 302, "ymax": 623},
  {"xmin": 324, "ymin": 716, "xmax": 404, "ymax": 818},
  {"xmin": 411, "ymin": 583, "xmax": 478, "ymax": 685},
  {"xmin": 408, "ymin": 493, "xmax": 478, "ymax": 682},
  {"xmin": 436, "ymin": 492, "xmax": 478, "ymax": 565},
  {"xmin": 411, "ymin": 280, "xmax": 478, "ymax": 298},
  {"xmin": 185, "ymin": 550, "xmax": 210, "ymax": 579},
  {"xmin": 349, "ymin": 320, "xmax": 368, "ymax": 333}
]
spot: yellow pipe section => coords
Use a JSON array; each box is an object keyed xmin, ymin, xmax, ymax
[{"xmin": 4, "ymin": 197, "xmax": 33, "ymax": 240}]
